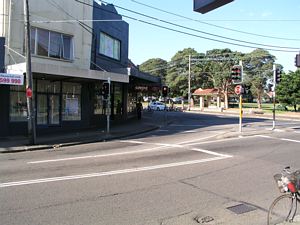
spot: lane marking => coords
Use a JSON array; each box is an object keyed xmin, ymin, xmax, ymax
[
  {"xmin": 28, "ymin": 136, "xmax": 235, "ymax": 165},
  {"xmin": 169, "ymin": 124, "xmax": 204, "ymax": 127},
  {"xmin": 191, "ymin": 148, "xmax": 231, "ymax": 158},
  {"xmin": 1, "ymin": 156, "xmax": 231, "ymax": 188},
  {"xmin": 256, "ymin": 135, "xmax": 300, "ymax": 143},
  {"xmin": 281, "ymin": 138, "xmax": 300, "ymax": 143},
  {"xmin": 182, "ymin": 130, "xmax": 197, "ymax": 133},
  {"xmin": 28, "ymin": 146, "xmax": 167, "ymax": 164}
]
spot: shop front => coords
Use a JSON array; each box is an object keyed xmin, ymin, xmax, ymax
[{"xmin": 1, "ymin": 62, "xmax": 129, "ymax": 137}]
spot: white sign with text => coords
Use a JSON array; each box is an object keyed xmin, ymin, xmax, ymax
[{"xmin": 0, "ymin": 73, "xmax": 24, "ymax": 85}]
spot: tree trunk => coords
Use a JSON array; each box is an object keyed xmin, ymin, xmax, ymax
[
  {"xmin": 224, "ymin": 91, "xmax": 228, "ymax": 109},
  {"xmin": 257, "ymin": 93, "xmax": 262, "ymax": 109}
]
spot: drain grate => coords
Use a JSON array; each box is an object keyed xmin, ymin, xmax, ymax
[{"xmin": 227, "ymin": 203, "xmax": 256, "ymax": 215}]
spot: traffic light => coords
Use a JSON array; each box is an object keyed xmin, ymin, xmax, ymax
[
  {"xmin": 162, "ymin": 85, "xmax": 168, "ymax": 97},
  {"xmin": 231, "ymin": 65, "xmax": 242, "ymax": 84},
  {"xmin": 102, "ymin": 82, "xmax": 109, "ymax": 99},
  {"xmin": 275, "ymin": 68, "xmax": 282, "ymax": 84},
  {"xmin": 295, "ymin": 54, "xmax": 300, "ymax": 68}
]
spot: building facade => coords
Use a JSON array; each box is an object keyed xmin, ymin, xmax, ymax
[{"xmin": 0, "ymin": 0, "xmax": 161, "ymax": 137}]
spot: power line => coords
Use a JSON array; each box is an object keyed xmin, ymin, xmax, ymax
[
  {"xmin": 131, "ymin": 0, "xmax": 300, "ymax": 42},
  {"xmin": 75, "ymin": 0, "xmax": 299, "ymax": 53},
  {"xmin": 46, "ymin": 0, "xmax": 93, "ymax": 35},
  {"xmin": 96, "ymin": 0, "xmax": 299, "ymax": 51}
]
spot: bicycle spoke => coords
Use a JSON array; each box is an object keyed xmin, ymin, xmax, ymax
[{"xmin": 268, "ymin": 194, "xmax": 295, "ymax": 225}]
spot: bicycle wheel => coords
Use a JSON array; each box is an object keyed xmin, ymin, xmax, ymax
[{"xmin": 268, "ymin": 193, "xmax": 295, "ymax": 225}]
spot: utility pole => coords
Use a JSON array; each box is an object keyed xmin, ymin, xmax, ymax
[
  {"xmin": 24, "ymin": 0, "xmax": 36, "ymax": 144},
  {"xmin": 188, "ymin": 54, "xmax": 191, "ymax": 111}
]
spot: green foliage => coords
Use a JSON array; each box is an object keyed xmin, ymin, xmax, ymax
[
  {"xmin": 276, "ymin": 70, "xmax": 300, "ymax": 111},
  {"xmin": 139, "ymin": 58, "xmax": 168, "ymax": 83},
  {"xmin": 242, "ymin": 49, "xmax": 276, "ymax": 108},
  {"xmin": 165, "ymin": 48, "xmax": 207, "ymax": 96}
]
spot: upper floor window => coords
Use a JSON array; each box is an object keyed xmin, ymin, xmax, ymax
[
  {"xmin": 30, "ymin": 27, "xmax": 74, "ymax": 60},
  {"xmin": 99, "ymin": 32, "xmax": 120, "ymax": 61}
]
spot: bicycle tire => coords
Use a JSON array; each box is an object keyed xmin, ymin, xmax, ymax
[{"xmin": 267, "ymin": 193, "xmax": 295, "ymax": 225}]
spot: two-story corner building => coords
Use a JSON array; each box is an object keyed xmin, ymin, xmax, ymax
[
  {"xmin": 0, "ymin": 0, "xmax": 161, "ymax": 138},
  {"xmin": 0, "ymin": 0, "xmax": 130, "ymax": 137}
]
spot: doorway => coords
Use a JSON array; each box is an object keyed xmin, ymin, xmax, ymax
[{"xmin": 36, "ymin": 80, "xmax": 61, "ymax": 126}]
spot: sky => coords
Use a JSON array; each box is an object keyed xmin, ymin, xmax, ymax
[{"xmin": 107, "ymin": 0, "xmax": 300, "ymax": 72}]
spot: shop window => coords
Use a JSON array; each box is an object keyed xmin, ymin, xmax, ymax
[
  {"xmin": 31, "ymin": 27, "xmax": 73, "ymax": 60},
  {"xmin": 127, "ymin": 93, "xmax": 136, "ymax": 113},
  {"xmin": 114, "ymin": 83, "xmax": 123, "ymax": 115},
  {"xmin": 9, "ymin": 85, "xmax": 27, "ymax": 122},
  {"xmin": 94, "ymin": 83, "xmax": 105, "ymax": 115},
  {"xmin": 99, "ymin": 32, "xmax": 120, "ymax": 60},
  {"xmin": 62, "ymin": 82, "xmax": 81, "ymax": 121}
]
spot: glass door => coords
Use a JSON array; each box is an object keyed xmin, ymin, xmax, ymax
[
  {"xmin": 37, "ymin": 94, "xmax": 47, "ymax": 125},
  {"xmin": 49, "ymin": 94, "xmax": 60, "ymax": 125}
]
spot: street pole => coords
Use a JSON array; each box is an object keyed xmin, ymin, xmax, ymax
[
  {"xmin": 106, "ymin": 78, "xmax": 111, "ymax": 134},
  {"xmin": 188, "ymin": 54, "xmax": 191, "ymax": 111},
  {"xmin": 239, "ymin": 94, "xmax": 243, "ymax": 133},
  {"xmin": 24, "ymin": 0, "xmax": 36, "ymax": 144},
  {"xmin": 272, "ymin": 64, "xmax": 276, "ymax": 130},
  {"xmin": 239, "ymin": 60, "xmax": 243, "ymax": 133}
]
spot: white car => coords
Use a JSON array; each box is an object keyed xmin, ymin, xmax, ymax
[{"xmin": 148, "ymin": 101, "xmax": 166, "ymax": 111}]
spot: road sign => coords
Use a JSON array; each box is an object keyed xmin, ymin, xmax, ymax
[
  {"xmin": 26, "ymin": 87, "xmax": 33, "ymax": 98},
  {"xmin": 234, "ymin": 85, "xmax": 243, "ymax": 95},
  {"xmin": 0, "ymin": 73, "xmax": 24, "ymax": 85}
]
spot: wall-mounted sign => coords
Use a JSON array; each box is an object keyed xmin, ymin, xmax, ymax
[{"xmin": 0, "ymin": 73, "xmax": 24, "ymax": 85}]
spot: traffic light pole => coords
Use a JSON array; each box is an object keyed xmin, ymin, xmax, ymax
[
  {"xmin": 188, "ymin": 54, "xmax": 191, "ymax": 111},
  {"xmin": 239, "ymin": 94, "xmax": 243, "ymax": 133},
  {"xmin": 107, "ymin": 78, "xmax": 111, "ymax": 134},
  {"xmin": 272, "ymin": 64, "xmax": 276, "ymax": 130},
  {"xmin": 238, "ymin": 60, "xmax": 243, "ymax": 133}
]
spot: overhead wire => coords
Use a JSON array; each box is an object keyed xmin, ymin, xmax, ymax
[
  {"xmin": 74, "ymin": 0, "xmax": 299, "ymax": 53},
  {"xmin": 131, "ymin": 0, "xmax": 300, "ymax": 42},
  {"xmin": 87, "ymin": 0, "xmax": 299, "ymax": 52}
]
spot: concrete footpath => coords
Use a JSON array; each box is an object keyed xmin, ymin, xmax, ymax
[{"xmin": 0, "ymin": 111, "xmax": 162, "ymax": 153}]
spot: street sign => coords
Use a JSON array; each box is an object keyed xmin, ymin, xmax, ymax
[
  {"xmin": 234, "ymin": 85, "xmax": 243, "ymax": 95},
  {"xmin": 0, "ymin": 73, "xmax": 24, "ymax": 85},
  {"xmin": 26, "ymin": 87, "xmax": 33, "ymax": 98}
]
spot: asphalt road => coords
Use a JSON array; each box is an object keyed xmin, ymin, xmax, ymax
[{"xmin": 1, "ymin": 112, "xmax": 300, "ymax": 225}]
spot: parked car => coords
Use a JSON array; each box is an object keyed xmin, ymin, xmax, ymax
[
  {"xmin": 148, "ymin": 101, "xmax": 166, "ymax": 111},
  {"xmin": 171, "ymin": 97, "xmax": 183, "ymax": 104}
]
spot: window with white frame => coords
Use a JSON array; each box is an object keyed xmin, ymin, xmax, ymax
[
  {"xmin": 30, "ymin": 27, "xmax": 73, "ymax": 60},
  {"xmin": 99, "ymin": 32, "xmax": 120, "ymax": 60}
]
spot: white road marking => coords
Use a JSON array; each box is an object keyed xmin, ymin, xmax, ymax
[
  {"xmin": 191, "ymin": 148, "xmax": 231, "ymax": 158},
  {"xmin": 1, "ymin": 156, "xmax": 231, "ymax": 188},
  {"xmin": 281, "ymin": 138, "xmax": 300, "ymax": 143},
  {"xmin": 182, "ymin": 130, "xmax": 197, "ymax": 133},
  {"xmin": 169, "ymin": 124, "xmax": 204, "ymax": 127},
  {"xmin": 29, "ymin": 136, "xmax": 236, "ymax": 164},
  {"xmin": 28, "ymin": 146, "xmax": 167, "ymax": 164},
  {"xmin": 256, "ymin": 135, "xmax": 300, "ymax": 143}
]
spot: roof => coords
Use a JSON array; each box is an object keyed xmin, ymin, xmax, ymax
[{"xmin": 193, "ymin": 88, "xmax": 220, "ymax": 96}]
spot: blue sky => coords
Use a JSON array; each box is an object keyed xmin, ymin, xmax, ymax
[{"xmin": 108, "ymin": 0, "xmax": 300, "ymax": 72}]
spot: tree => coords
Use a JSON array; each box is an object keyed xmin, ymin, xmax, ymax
[
  {"xmin": 139, "ymin": 58, "xmax": 168, "ymax": 83},
  {"xmin": 205, "ymin": 48, "xmax": 243, "ymax": 109},
  {"xmin": 276, "ymin": 70, "xmax": 300, "ymax": 111},
  {"xmin": 165, "ymin": 48, "xmax": 207, "ymax": 97},
  {"xmin": 242, "ymin": 49, "xmax": 276, "ymax": 109}
]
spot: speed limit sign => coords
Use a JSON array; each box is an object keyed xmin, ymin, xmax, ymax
[{"xmin": 234, "ymin": 85, "xmax": 243, "ymax": 95}]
